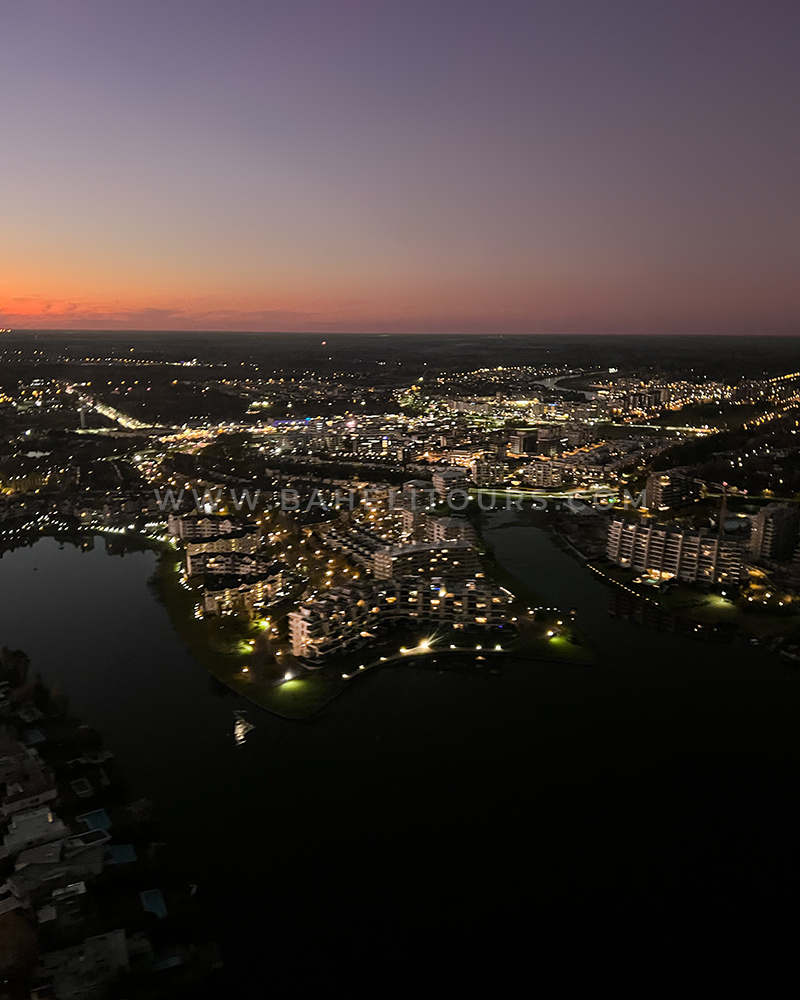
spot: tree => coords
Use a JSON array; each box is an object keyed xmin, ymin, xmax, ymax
[
  {"xmin": 0, "ymin": 911, "xmax": 38, "ymax": 989},
  {"xmin": 0, "ymin": 648, "xmax": 30, "ymax": 685}
]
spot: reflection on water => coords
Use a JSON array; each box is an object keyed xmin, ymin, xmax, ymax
[
  {"xmin": 3, "ymin": 531, "xmax": 800, "ymax": 971},
  {"xmin": 484, "ymin": 511, "xmax": 757, "ymax": 663}
]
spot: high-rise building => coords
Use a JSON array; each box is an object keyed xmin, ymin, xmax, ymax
[
  {"xmin": 789, "ymin": 544, "xmax": 800, "ymax": 585},
  {"xmin": 606, "ymin": 519, "xmax": 744, "ymax": 584},
  {"xmin": 431, "ymin": 467, "xmax": 470, "ymax": 497},
  {"xmin": 523, "ymin": 459, "xmax": 566, "ymax": 489},
  {"xmin": 623, "ymin": 388, "xmax": 669, "ymax": 413},
  {"xmin": 470, "ymin": 459, "xmax": 508, "ymax": 486},
  {"xmin": 644, "ymin": 471, "xmax": 698, "ymax": 512},
  {"xmin": 750, "ymin": 503, "xmax": 800, "ymax": 563},
  {"xmin": 534, "ymin": 427, "xmax": 568, "ymax": 456},
  {"xmin": 373, "ymin": 541, "xmax": 479, "ymax": 580},
  {"xmin": 508, "ymin": 431, "xmax": 538, "ymax": 456}
]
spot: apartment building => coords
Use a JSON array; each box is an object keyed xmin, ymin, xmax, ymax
[
  {"xmin": 750, "ymin": 503, "xmax": 800, "ymax": 563},
  {"xmin": 184, "ymin": 525, "xmax": 260, "ymax": 575},
  {"xmin": 288, "ymin": 577, "xmax": 514, "ymax": 660},
  {"xmin": 373, "ymin": 541, "xmax": 479, "ymax": 581},
  {"xmin": 606, "ymin": 519, "xmax": 744, "ymax": 584}
]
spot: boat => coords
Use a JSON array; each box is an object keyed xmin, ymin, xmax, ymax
[{"xmin": 233, "ymin": 711, "xmax": 255, "ymax": 745}]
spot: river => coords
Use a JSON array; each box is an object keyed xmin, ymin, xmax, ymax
[{"xmin": 2, "ymin": 520, "xmax": 799, "ymax": 973}]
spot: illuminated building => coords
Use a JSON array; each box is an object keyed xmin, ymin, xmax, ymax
[
  {"xmin": 644, "ymin": 471, "xmax": 698, "ymax": 512},
  {"xmin": 606, "ymin": 519, "xmax": 744, "ymax": 584},
  {"xmin": 750, "ymin": 503, "xmax": 800, "ymax": 563},
  {"xmin": 373, "ymin": 541, "xmax": 479, "ymax": 580}
]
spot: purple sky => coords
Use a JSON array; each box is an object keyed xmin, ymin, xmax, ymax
[{"xmin": 2, "ymin": 0, "xmax": 798, "ymax": 333}]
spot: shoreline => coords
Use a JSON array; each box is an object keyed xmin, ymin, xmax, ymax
[
  {"xmin": 4, "ymin": 522, "xmax": 598, "ymax": 720},
  {"xmin": 0, "ymin": 647, "xmax": 224, "ymax": 994}
]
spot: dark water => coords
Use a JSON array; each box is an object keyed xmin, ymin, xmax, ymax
[{"xmin": 2, "ymin": 526, "xmax": 799, "ymax": 973}]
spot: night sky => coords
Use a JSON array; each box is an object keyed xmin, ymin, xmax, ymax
[{"xmin": 2, "ymin": 0, "xmax": 798, "ymax": 334}]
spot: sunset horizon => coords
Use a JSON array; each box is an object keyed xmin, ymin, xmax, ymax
[
  {"xmin": 4, "ymin": 1, "xmax": 799, "ymax": 338},
  {"xmin": 3, "ymin": 3, "xmax": 800, "ymax": 985}
]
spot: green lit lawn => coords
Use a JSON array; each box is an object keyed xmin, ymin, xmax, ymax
[
  {"xmin": 659, "ymin": 586, "xmax": 800, "ymax": 640},
  {"xmin": 238, "ymin": 674, "xmax": 345, "ymax": 719},
  {"xmin": 150, "ymin": 526, "xmax": 595, "ymax": 721},
  {"xmin": 520, "ymin": 632, "xmax": 594, "ymax": 664}
]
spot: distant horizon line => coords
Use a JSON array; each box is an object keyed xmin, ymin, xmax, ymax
[{"xmin": 5, "ymin": 328, "xmax": 800, "ymax": 338}]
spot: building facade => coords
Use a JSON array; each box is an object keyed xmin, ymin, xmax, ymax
[
  {"xmin": 184, "ymin": 525, "xmax": 261, "ymax": 575},
  {"xmin": 288, "ymin": 577, "xmax": 514, "ymax": 660},
  {"xmin": 373, "ymin": 541, "xmax": 479, "ymax": 580},
  {"xmin": 750, "ymin": 503, "xmax": 800, "ymax": 563},
  {"xmin": 606, "ymin": 518, "xmax": 744, "ymax": 584},
  {"xmin": 644, "ymin": 471, "xmax": 698, "ymax": 512}
]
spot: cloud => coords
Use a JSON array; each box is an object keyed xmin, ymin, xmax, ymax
[{"xmin": 1, "ymin": 295, "xmax": 798, "ymax": 336}]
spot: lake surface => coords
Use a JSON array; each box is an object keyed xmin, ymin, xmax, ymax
[{"xmin": 2, "ymin": 522, "xmax": 799, "ymax": 972}]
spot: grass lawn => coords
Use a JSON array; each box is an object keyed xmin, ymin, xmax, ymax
[
  {"xmin": 149, "ymin": 513, "xmax": 596, "ymax": 721},
  {"xmin": 655, "ymin": 584, "xmax": 800, "ymax": 640}
]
